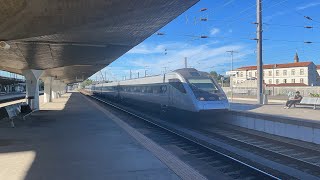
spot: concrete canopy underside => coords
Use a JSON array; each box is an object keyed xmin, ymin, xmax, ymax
[{"xmin": 0, "ymin": 0, "xmax": 198, "ymax": 83}]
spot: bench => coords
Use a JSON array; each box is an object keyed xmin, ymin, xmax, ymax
[
  {"xmin": 0, "ymin": 103, "xmax": 33, "ymax": 127},
  {"xmin": 295, "ymin": 97, "xmax": 320, "ymax": 110}
]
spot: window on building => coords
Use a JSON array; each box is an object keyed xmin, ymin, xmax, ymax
[
  {"xmin": 300, "ymin": 78, "xmax": 304, "ymax": 83},
  {"xmin": 268, "ymin": 79, "xmax": 272, "ymax": 84},
  {"xmin": 300, "ymin": 69, "xmax": 304, "ymax": 75},
  {"xmin": 276, "ymin": 70, "xmax": 279, "ymax": 76},
  {"xmin": 291, "ymin": 79, "xmax": 295, "ymax": 83},
  {"xmin": 276, "ymin": 79, "xmax": 279, "ymax": 84},
  {"xmin": 255, "ymin": 72, "xmax": 257, "ymax": 77},
  {"xmin": 283, "ymin": 79, "xmax": 287, "ymax": 83},
  {"xmin": 291, "ymin": 69, "xmax": 295, "ymax": 75},
  {"xmin": 240, "ymin": 72, "xmax": 243, "ymax": 77},
  {"xmin": 268, "ymin": 71, "xmax": 272, "ymax": 76},
  {"xmin": 249, "ymin": 72, "xmax": 252, "ymax": 77},
  {"xmin": 283, "ymin": 70, "xmax": 287, "ymax": 76}
]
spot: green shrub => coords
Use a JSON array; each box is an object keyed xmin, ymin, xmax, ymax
[{"xmin": 310, "ymin": 93, "xmax": 320, "ymax": 97}]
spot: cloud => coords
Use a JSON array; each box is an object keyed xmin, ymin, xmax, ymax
[
  {"xmin": 92, "ymin": 41, "xmax": 252, "ymax": 81},
  {"xmin": 125, "ymin": 42, "xmax": 251, "ymax": 75},
  {"xmin": 127, "ymin": 42, "xmax": 186, "ymax": 54},
  {"xmin": 210, "ymin": 28, "xmax": 220, "ymax": 36},
  {"xmin": 264, "ymin": 11, "xmax": 287, "ymax": 22},
  {"xmin": 127, "ymin": 44, "xmax": 163, "ymax": 54},
  {"xmin": 296, "ymin": 2, "xmax": 320, "ymax": 10}
]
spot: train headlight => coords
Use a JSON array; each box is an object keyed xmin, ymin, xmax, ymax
[
  {"xmin": 199, "ymin": 97, "xmax": 205, "ymax": 101},
  {"xmin": 219, "ymin": 96, "xmax": 227, "ymax": 100}
]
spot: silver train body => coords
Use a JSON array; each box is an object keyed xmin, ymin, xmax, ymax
[{"xmin": 86, "ymin": 68, "xmax": 230, "ymax": 113}]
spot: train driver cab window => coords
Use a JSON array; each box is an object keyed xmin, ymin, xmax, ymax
[
  {"xmin": 188, "ymin": 78, "xmax": 219, "ymax": 93},
  {"xmin": 169, "ymin": 79, "xmax": 186, "ymax": 93},
  {"xmin": 187, "ymin": 78, "xmax": 223, "ymax": 101}
]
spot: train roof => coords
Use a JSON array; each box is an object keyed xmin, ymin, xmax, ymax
[
  {"xmin": 91, "ymin": 68, "xmax": 210, "ymax": 86},
  {"xmin": 174, "ymin": 68, "xmax": 209, "ymax": 79}
]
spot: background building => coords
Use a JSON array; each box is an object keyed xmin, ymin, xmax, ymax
[{"xmin": 227, "ymin": 53, "xmax": 320, "ymax": 87}]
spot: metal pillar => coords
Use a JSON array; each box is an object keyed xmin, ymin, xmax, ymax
[{"xmin": 256, "ymin": 0, "xmax": 263, "ymax": 104}]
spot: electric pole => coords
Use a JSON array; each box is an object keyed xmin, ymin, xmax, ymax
[
  {"xmin": 144, "ymin": 66, "xmax": 148, "ymax": 77},
  {"xmin": 105, "ymin": 71, "xmax": 107, "ymax": 82},
  {"xmin": 256, "ymin": 0, "xmax": 263, "ymax": 104},
  {"xmin": 226, "ymin": 50, "xmax": 238, "ymax": 71},
  {"xmin": 162, "ymin": 67, "xmax": 168, "ymax": 74},
  {"xmin": 226, "ymin": 50, "xmax": 238, "ymax": 102},
  {"xmin": 184, "ymin": 57, "xmax": 188, "ymax": 68},
  {"xmin": 129, "ymin": 69, "xmax": 132, "ymax": 79}
]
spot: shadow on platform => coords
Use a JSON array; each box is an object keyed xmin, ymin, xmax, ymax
[
  {"xmin": 0, "ymin": 93, "xmax": 77, "ymax": 180},
  {"xmin": 230, "ymin": 102, "xmax": 263, "ymax": 111}
]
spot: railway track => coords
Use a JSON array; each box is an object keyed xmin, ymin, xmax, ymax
[
  {"xmin": 88, "ymin": 94, "xmax": 281, "ymax": 180},
  {"xmin": 200, "ymin": 125, "xmax": 320, "ymax": 177}
]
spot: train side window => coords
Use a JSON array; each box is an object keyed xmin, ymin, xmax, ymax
[
  {"xmin": 169, "ymin": 79, "xmax": 186, "ymax": 94},
  {"xmin": 160, "ymin": 85, "xmax": 167, "ymax": 93},
  {"xmin": 140, "ymin": 86, "xmax": 144, "ymax": 93},
  {"xmin": 146, "ymin": 86, "xmax": 152, "ymax": 93},
  {"xmin": 134, "ymin": 86, "xmax": 141, "ymax": 92},
  {"xmin": 152, "ymin": 85, "xmax": 160, "ymax": 94}
]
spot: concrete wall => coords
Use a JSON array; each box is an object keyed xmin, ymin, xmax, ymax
[{"xmin": 224, "ymin": 111, "xmax": 320, "ymax": 144}]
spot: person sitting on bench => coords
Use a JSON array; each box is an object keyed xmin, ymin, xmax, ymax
[{"xmin": 284, "ymin": 91, "xmax": 302, "ymax": 109}]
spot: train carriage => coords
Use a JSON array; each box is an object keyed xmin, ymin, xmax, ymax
[{"xmin": 86, "ymin": 68, "xmax": 229, "ymax": 116}]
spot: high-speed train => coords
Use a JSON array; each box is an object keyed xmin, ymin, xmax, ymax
[{"xmin": 86, "ymin": 68, "xmax": 230, "ymax": 115}]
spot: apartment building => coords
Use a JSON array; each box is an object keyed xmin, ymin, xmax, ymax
[{"xmin": 228, "ymin": 53, "xmax": 320, "ymax": 86}]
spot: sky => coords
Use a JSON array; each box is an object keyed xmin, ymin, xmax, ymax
[{"xmin": 91, "ymin": 0, "xmax": 320, "ymax": 81}]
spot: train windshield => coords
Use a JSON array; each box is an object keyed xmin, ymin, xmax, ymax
[{"xmin": 187, "ymin": 78, "xmax": 224, "ymax": 101}]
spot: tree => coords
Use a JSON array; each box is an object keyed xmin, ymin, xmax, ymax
[
  {"xmin": 210, "ymin": 71, "xmax": 230, "ymax": 87},
  {"xmin": 210, "ymin": 71, "xmax": 219, "ymax": 79},
  {"xmin": 80, "ymin": 79, "xmax": 93, "ymax": 88}
]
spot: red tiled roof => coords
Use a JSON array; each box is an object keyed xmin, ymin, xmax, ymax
[
  {"xmin": 236, "ymin": 62, "xmax": 313, "ymax": 71},
  {"xmin": 317, "ymin": 65, "xmax": 320, "ymax": 69},
  {"xmin": 266, "ymin": 83, "xmax": 308, "ymax": 87}
]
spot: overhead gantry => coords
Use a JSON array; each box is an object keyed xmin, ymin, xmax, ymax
[{"xmin": 0, "ymin": 0, "xmax": 199, "ymax": 109}]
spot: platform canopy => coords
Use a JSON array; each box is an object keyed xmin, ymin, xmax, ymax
[{"xmin": 0, "ymin": 0, "xmax": 198, "ymax": 83}]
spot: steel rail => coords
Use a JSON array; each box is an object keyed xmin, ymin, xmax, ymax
[{"xmin": 88, "ymin": 94, "xmax": 280, "ymax": 180}]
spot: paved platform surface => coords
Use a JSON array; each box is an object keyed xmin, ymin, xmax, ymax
[
  {"xmin": 0, "ymin": 92, "xmax": 181, "ymax": 180},
  {"xmin": 231, "ymin": 99, "xmax": 319, "ymax": 121}
]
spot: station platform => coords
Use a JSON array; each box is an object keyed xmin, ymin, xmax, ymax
[
  {"xmin": 231, "ymin": 99, "xmax": 319, "ymax": 121},
  {"xmin": 0, "ymin": 92, "xmax": 186, "ymax": 180}
]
